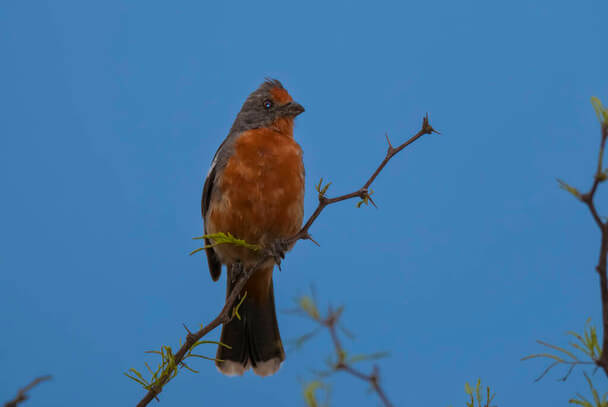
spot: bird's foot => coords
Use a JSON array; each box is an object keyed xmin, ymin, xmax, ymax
[
  {"xmin": 229, "ymin": 262, "xmax": 243, "ymax": 284},
  {"xmin": 268, "ymin": 238, "xmax": 289, "ymax": 270}
]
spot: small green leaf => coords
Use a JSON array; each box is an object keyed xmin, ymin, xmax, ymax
[
  {"xmin": 124, "ymin": 372, "xmax": 148, "ymax": 387},
  {"xmin": 180, "ymin": 361, "xmax": 199, "ymax": 374},
  {"xmin": 232, "ymin": 291, "xmax": 248, "ymax": 321},
  {"xmin": 591, "ymin": 96, "xmax": 608, "ymax": 124},
  {"xmin": 520, "ymin": 353, "xmax": 564, "ymax": 362},
  {"xmin": 557, "ymin": 179, "xmax": 582, "ymax": 199},
  {"xmin": 347, "ymin": 351, "xmax": 390, "ymax": 364},
  {"xmin": 315, "ymin": 178, "xmax": 332, "ymax": 199},
  {"xmin": 189, "ymin": 353, "xmax": 223, "ymax": 362},
  {"xmin": 192, "ymin": 340, "xmax": 232, "ymax": 349},
  {"xmin": 191, "ymin": 232, "xmax": 260, "ymax": 254},
  {"xmin": 465, "ymin": 382, "xmax": 472, "ymax": 395},
  {"xmin": 298, "ymin": 296, "xmax": 321, "ymax": 320},
  {"xmin": 129, "ymin": 368, "xmax": 146, "ymax": 382},
  {"xmin": 303, "ymin": 381, "xmax": 323, "ymax": 407}
]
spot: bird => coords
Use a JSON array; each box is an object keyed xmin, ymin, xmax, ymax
[{"xmin": 201, "ymin": 79, "xmax": 305, "ymax": 376}]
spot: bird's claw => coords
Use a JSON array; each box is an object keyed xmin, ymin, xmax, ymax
[
  {"xmin": 269, "ymin": 239, "xmax": 289, "ymax": 270},
  {"xmin": 229, "ymin": 262, "xmax": 243, "ymax": 284}
]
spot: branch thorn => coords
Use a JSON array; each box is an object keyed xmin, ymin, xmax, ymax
[
  {"xmin": 305, "ymin": 233, "xmax": 321, "ymax": 247},
  {"xmin": 422, "ymin": 113, "xmax": 440, "ymax": 135},
  {"xmin": 385, "ymin": 133, "xmax": 394, "ymax": 153}
]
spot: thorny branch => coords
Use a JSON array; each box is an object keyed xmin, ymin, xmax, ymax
[
  {"xmin": 521, "ymin": 99, "xmax": 608, "ymax": 392},
  {"xmin": 587, "ymin": 121, "xmax": 608, "ymax": 376},
  {"xmin": 555, "ymin": 118, "xmax": 608, "ymax": 377},
  {"xmin": 322, "ymin": 306, "xmax": 394, "ymax": 407},
  {"xmin": 295, "ymin": 114, "xmax": 438, "ymax": 243},
  {"xmin": 135, "ymin": 114, "xmax": 438, "ymax": 406},
  {"xmin": 4, "ymin": 375, "xmax": 52, "ymax": 407}
]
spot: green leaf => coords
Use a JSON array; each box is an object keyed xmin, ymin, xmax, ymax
[
  {"xmin": 298, "ymin": 296, "xmax": 321, "ymax": 320},
  {"xmin": 591, "ymin": 97, "xmax": 608, "ymax": 124},
  {"xmin": 188, "ymin": 353, "xmax": 222, "ymax": 362},
  {"xmin": 303, "ymin": 381, "xmax": 323, "ymax": 407},
  {"xmin": 180, "ymin": 361, "xmax": 199, "ymax": 374},
  {"xmin": 315, "ymin": 178, "xmax": 332, "ymax": 199},
  {"xmin": 232, "ymin": 291, "xmax": 248, "ymax": 321},
  {"xmin": 192, "ymin": 340, "xmax": 232, "ymax": 349},
  {"xmin": 124, "ymin": 372, "xmax": 148, "ymax": 387},
  {"xmin": 570, "ymin": 342, "xmax": 591, "ymax": 357},
  {"xmin": 291, "ymin": 328, "xmax": 322, "ymax": 349},
  {"xmin": 347, "ymin": 351, "xmax": 390, "ymax": 364},
  {"xmin": 465, "ymin": 382, "xmax": 472, "ymax": 395},
  {"xmin": 536, "ymin": 339, "xmax": 578, "ymax": 360},
  {"xmin": 356, "ymin": 189, "xmax": 375, "ymax": 208},
  {"xmin": 557, "ymin": 179, "xmax": 582, "ymax": 200},
  {"xmin": 129, "ymin": 368, "xmax": 146, "ymax": 383},
  {"xmin": 521, "ymin": 353, "xmax": 564, "ymax": 362},
  {"xmin": 190, "ymin": 232, "xmax": 260, "ymax": 253}
]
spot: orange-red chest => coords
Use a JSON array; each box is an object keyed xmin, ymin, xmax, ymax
[{"xmin": 207, "ymin": 128, "xmax": 305, "ymax": 249}]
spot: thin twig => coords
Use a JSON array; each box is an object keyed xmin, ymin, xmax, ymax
[
  {"xmin": 136, "ymin": 115, "xmax": 437, "ymax": 406},
  {"xmin": 322, "ymin": 308, "xmax": 394, "ymax": 407},
  {"xmin": 580, "ymin": 122, "xmax": 608, "ymax": 376},
  {"xmin": 591, "ymin": 123, "xmax": 608, "ymax": 375},
  {"xmin": 4, "ymin": 375, "xmax": 52, "ymax": 407},
  {"xmin": 292, "ymin": 114, "xmax": 436, "ymax": 243}
]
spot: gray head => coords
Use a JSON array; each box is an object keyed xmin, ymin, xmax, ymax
[{"xmin": 230, "ymin": 79, "xmax": 305, "ymax": 134}]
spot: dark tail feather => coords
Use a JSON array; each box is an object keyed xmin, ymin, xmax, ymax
[{"xmin": 216, "ymin": 265, "xmax": 285, "ymax": 376}]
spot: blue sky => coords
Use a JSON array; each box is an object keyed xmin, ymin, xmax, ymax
[{"xmin": 1, "ymin": 1, "xmax": 608, "ymax": 406}]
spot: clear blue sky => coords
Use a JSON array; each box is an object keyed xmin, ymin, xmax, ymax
[{"xmin": 1, "ymin": 1, "xmax": 608, "ymax": 406}]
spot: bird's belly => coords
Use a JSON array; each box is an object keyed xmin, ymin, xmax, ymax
[{"xmin": 206, "ymin": 132, "xmax": 304, "ymax": 264}]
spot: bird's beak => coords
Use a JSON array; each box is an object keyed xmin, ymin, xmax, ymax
[{"xmin": 283, "ymin": 102, "xmax": 305, "ymax": 117}]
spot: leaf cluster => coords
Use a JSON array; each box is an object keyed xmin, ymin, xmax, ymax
[
  {"xmin": 522, "ymin": 319, "xmax": 600, "ymax": 382},
  {"xmin": 592, "ymin": 97, "xmax": 608, "ymax": 125},
  {"xmin": 316, "ymin": 178, "xmax": 332, "ymax": 200},
  {"xmin": 463, "ymin": 379, "xmax": 496, "ymax": 407},
  {"xmin": 570, "ymin": 372, "xmax": 608, "ymax": 407},
  {"xmin": 558, "ymin": 97, "xmax": 608, "ymax": 200},
  {"xmin": 356, "ymin": 189, "xmax": 375, "ymax": 208},
  {"xmin": 303, "ymin": 380, "xmax": 331, "ymax": 407},
  {"xmin": 190, "ymin": 232, "xmax": 260, "ymax": 256},
  {"xmin": 292, "ymin": 294, "xmax": 390, "ymax": 406},
  {"xmin": 124, "ymin": 339, "xmax": 230, "ymax": 393}
]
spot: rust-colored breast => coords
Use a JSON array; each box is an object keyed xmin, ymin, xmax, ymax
[{"xmin": 206, "ymin": 127, "xmax": 305, "ymax": 264}]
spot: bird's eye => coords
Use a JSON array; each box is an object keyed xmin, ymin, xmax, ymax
[{"xmin": 263, "ymin": 99, "xmax": 273, "ymax": 109}]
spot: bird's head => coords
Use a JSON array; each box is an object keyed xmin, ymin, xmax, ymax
[{"xmin": 231, "ymin": 79, "xmax": 305, "ymax": 135}]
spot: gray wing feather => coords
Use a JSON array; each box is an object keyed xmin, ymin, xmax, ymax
[{"xmin": 202, "ymin": 138, "xmax": 233, "ymax": 282}]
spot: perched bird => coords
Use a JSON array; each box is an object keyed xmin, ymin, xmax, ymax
[{"xmin": 201, "ymin": 79, "xmax": 305, "ymax": 376}]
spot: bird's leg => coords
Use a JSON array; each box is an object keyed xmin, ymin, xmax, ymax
[
  {"xmin": 230, "ymin": 262, "xmax": 243, "ymax": 285},
  {"xmin": 268, "ymin": 238, "xmax": 289, "ymax": 271}
]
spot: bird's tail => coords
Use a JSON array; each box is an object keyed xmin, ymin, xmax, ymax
[{"xmin": 216, "ymin": 264, "xmax": 285, "ymax": 376}]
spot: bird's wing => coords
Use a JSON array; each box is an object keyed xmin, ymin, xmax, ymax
[{"xmin": 202, "ymin": 139, "xmax": 230, "ymax": 282}]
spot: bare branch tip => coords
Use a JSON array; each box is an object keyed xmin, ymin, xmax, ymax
[
  {"xmin": 5, "ymin": 375, "xmax": 52, "ymax": 407},
  {"xmin": 421, "ymin": 113, "xmax": 440, "ymax": 135}
]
